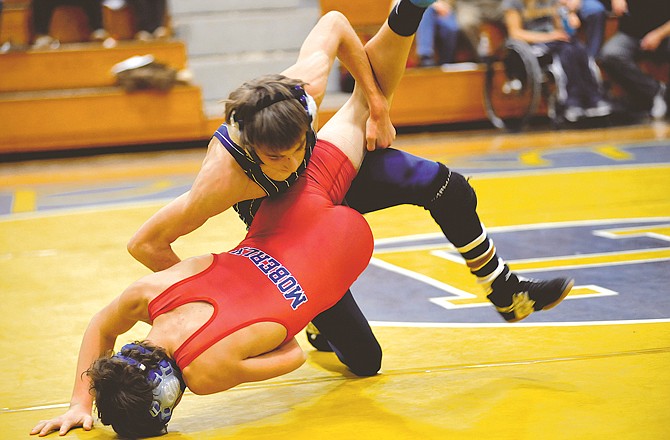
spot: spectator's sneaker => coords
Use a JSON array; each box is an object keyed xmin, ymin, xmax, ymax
[
  {"xmin": 305, "ymin": 322, "xmax": 334, "ymax": 352},
  {"xmin": 585, "ymin": 100, "xmax": 612, "ymax": 118},
  {"xmin": 419, "ymin": 55, "xmax": 437, "ymax": 67},
  {"xmin": 90, "ymin": 28, "xmax": 110, "ymax": 42},
  {"xmin": 33, "ymin": 35, "xmax": 58, "ymax": 49},
  {"xmin": 488, "ymin": 277, "xmax": 574, "ymax": 323},
  {"xmin": 135, "ymin": 30, "xmax": 154, "ymax": 42},
  {"xmin": 651, "ymin": 83, "xmax": 667, "ymax": 119},
  {"xmin": 564, "ymin": 106, "xmax": 584, "ymax": 122},
  {"xmin": 153, "ymin": 26, "xmax": 170, "ymax": 40}
]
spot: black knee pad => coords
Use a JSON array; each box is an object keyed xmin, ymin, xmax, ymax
[
  {"xmin": 328, "ymin": 334, "xmax": 382, "ymax": 377},
  {"xmin": 426, "ymin": 165, "xmax": 482, "ymax": 247},
  {"xmin": 343, "ymin": 342, "xmax": 382, "ymax": 377},
  {"xmin": 427, "ymin": 164, "xmax": 477, "ymax": 213}
]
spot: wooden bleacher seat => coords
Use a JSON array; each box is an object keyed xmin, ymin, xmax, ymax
[
  {"xmin": 0, "ymin": 85, "xmax": 206, "ymax": 152},
  {"xmin": 0, "ymin": 0, "xmax": 31, "ymax": 46},
  {"xmin": 103, "ymin": 3, "xmax": 136, "ymax": 41},
  {"xmin": 0, "ymin": 2, "xmax": 207, "ymax": 154},
  {"xmin": 1, "ymin": 40, "xmax": 188, "ymax": 92},
  {"xmin": 49, "ymin": 5, "xmax": 91, "ymax": 43}
]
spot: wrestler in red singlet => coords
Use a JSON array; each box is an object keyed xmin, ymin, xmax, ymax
[{"xmin": 148, "ymin": 140, "xmax": 374, "ymax": 370}]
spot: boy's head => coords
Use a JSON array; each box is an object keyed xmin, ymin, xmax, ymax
[{"xmin": 87, "ymin": 341, "xmax": 186, "ymax": 438}]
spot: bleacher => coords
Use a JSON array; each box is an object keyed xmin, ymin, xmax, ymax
[
  {"xmin": 0, "ymin": 0, "xmax": 667, "ymax": 155},
  {"xmin": 0, "ymin": 0, "xmax": 207, "ymax": 154}
]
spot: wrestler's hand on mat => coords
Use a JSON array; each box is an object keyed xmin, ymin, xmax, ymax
[{"xmin": 30, "ymin": 406, "xmax": 93, "ymax": 437}]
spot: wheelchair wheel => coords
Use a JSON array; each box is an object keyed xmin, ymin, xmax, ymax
[{"xmin": 483, "ymin": 39, "xmax": 543, "ymax": 131}]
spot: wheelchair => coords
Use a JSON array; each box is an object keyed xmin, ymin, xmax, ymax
[{"xmin": 483, "ymin": 38, "xmax": 570, "ymax": 131}]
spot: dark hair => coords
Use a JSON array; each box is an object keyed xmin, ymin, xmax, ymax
[
  {"xmin": 224, "ymin": 74, "xmax": 311, "ymax": 153},
  {"xmin": 86, "ymin": 341, "xmax": 168, "ymax": 438}
]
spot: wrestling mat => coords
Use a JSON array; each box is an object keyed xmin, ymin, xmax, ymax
[{"xmin": 1, "ymin": 122, "xmax": 669, "ymax": 439}]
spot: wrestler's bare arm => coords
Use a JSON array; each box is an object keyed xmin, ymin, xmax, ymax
[
  {"xmin": 185, "ymin": 338, "xmax": 306, "ymax": 395},
  {"xmin": 128, "ymin": 138, "xmax": 266, "ymax": 272},
  {"xmin": 504, "ymin": 9, "xmax": 570, "ymax": 43},
  {"xmin": 641, "ymin": 19, "xmax": 670, "ymax": 51},
  {"xmin": 281, "ymin": 11, "xmax": 394, "ymax": 150},
  {"xmin": 238, "ymin": 338, "xmax": 306, "ymax": 383},
  {"xmin": 30, "ymin": 289, "xmax": 146, "ymax": 437},
  {"xmin": 318, "ymin": 21, "xmax": 415, "ymax": 170}
]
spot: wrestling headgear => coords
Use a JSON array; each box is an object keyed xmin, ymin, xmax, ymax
[
  {"xmin": 230, "ymin": 84, "xmax": 317, "ymax": 153},
  {"xmin": 113, "ymin": 343, "xmax": 186, "ymax": 425}
]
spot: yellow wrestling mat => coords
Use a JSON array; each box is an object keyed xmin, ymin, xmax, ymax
[{"xmin": 1, "ymin": 123, "xmax": 669, "ymax": 439}]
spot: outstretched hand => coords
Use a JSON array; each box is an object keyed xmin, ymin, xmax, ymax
[{"xmin": 30, "ymin": 406, "xmax": 94, "ymax": 437}]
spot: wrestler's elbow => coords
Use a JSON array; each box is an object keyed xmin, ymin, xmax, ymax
[
  {"xmin": 126, "ymin": 233, "xmax": 160, "ymax": 268},
  {"xmin": 126, "ymin": 233, "xmax": 145, "ymax": 260}
]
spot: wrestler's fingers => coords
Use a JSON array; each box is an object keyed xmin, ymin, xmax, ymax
[
  {"xmin": 366, "ymin": 136, "xmax": 376, "ymax": 152},
  {"xmin": 376, "ymin": 126, "xmax": 396, "ymax": 150},
  {"xmin": 30, "ymin": 420, "xmax": 53, "ymax": 436},
  {"xmin": 82, "ymin": 416, "xmax": 93, "ymax": 431},
  {"xmin": 34, "ymin": 420, "xmax": 58, "ymax": 437},
  {"xmin": 29, "ymin": 420, "xmax": 46, "ymax": 435},
  {"xmin": 58, "ymin": 421, "xmax": 74, "ymax": 436}
]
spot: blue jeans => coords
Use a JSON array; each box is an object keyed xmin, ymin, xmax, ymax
[
  {"xmin": 128, "ymin": 0, "xmax": 166, "ymax": 33},
  {"xmin": 578, "ymin": 0, "xmax": 607, "ymax": 57},
  {"xmin": 537, "ymin": 40, "xmax": 603, "ymax": 107},
  {"xmin": 599, "ymin": 31, "xmax": 670, "ymax": 110},
  {"xmin": 416, "ymin": 6, "xmax": 460, "ymax": 63}
]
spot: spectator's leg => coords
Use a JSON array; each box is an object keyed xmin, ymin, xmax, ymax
[
  {"xmin": 416, "ymin": 6, "xmax": 438, "ymax": 65},
  {"xmin": 578, "ymin": 0, "xmax": 607, "ymax": 58},
  {"xmin": 132, "ymin": 0, "xmax": 165, "ymax": 33},
  {"xmin": 435, "ymin": 10, "xmax": 460, "ymax": 64},
  {"xmin": 32, "ymin": 0, "xmax": 57, "ymax": 36},
  {"xmin": 73, "ymin": 0, "xmax": 104, "ymax": 32},
  {"xmin": 548, "ymin": 41, "xmax": 583, "ymax": 109},
  {"xmin": 131, "ymin": 0, "xmax": 149, "ymax": 32},
  {"xmin": 648, "ymin": 37, "xmax": 669, "ymax": 118},
  {"xmin": 149, "ymin": 0, "xmax": 167, "ymax": 33},
  {"xmin": 454, "ymin": 2, "xmax": 482, "ymax": 56},
  {"xmin": 599, "ymin": 32, "xmax": 660, "ymax": 111},
  {"xmin": 573, "ymin": 41, "xmax": 605, "ymax": 107}
]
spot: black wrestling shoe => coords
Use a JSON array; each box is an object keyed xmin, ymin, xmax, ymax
[
  {"xmin": 305, "ymin": 322, "xmax": 334, "ymax": 352},
  {"xmin": 488, "ymin": 277, "xmax": 574, "ymax": 323}
]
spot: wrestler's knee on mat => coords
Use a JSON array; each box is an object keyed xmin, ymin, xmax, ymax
[
  {"xmin": 332, "ymin": 341, "xmax": 382, "ymax": 377},
  {"xmin": 344, "ymin": 345, "xmax": 382, "ymax": 377}
]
